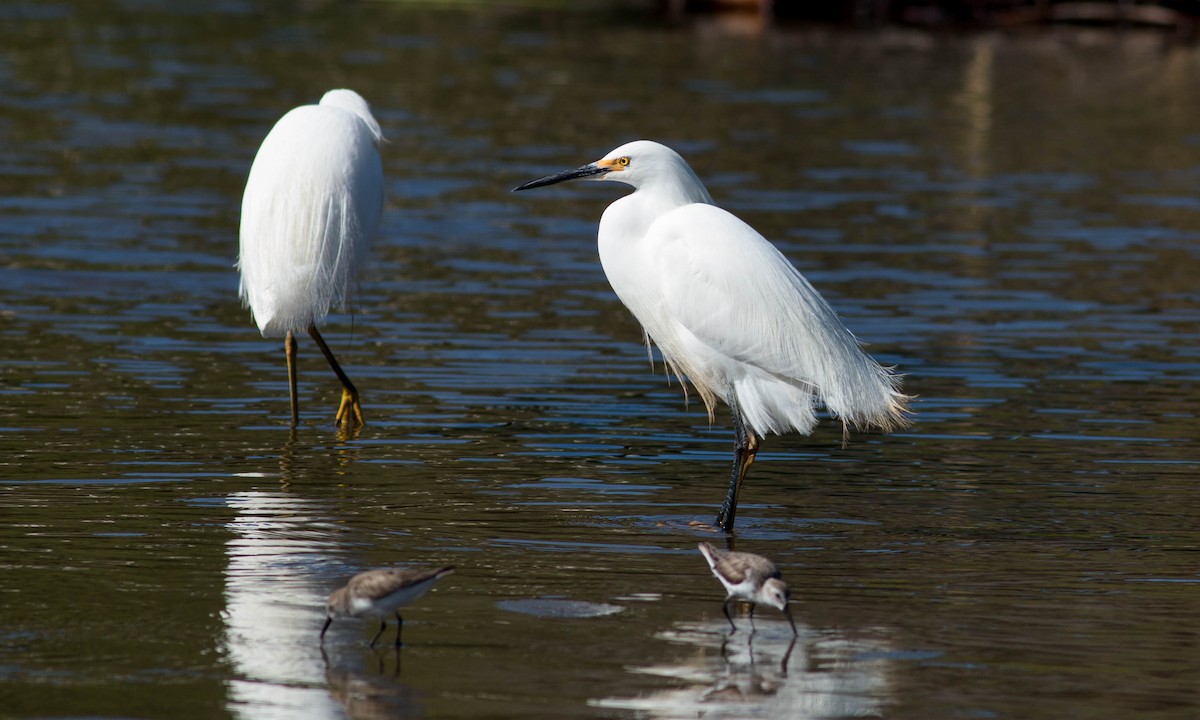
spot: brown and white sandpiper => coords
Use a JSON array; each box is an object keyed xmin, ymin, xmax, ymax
[
  {"xmin": 698, "ymin": 542, "xmax": 796, "ymax": 635},
  {"xmin": 320, "ymin": 565, "xmax": 455, "ymax": 647}
]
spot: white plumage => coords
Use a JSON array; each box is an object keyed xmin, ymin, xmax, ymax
[
  {"xmin": 238, "ymin": 89, "xmax": 384, "ymax": 428},
  {"xmin": 514, "ymin": 140, "xmax": 910, "ymax": 531}
]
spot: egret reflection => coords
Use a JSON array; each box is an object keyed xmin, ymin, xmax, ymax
[{"xmin": 221, "ymin": 491, "xmax": 340, "ymax": 718}]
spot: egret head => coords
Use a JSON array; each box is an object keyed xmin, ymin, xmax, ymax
[
  {"xmin": 760, "ymin": 577, "xmax": 791, "ymax": 612},
  {"xmin": 513, "ymin": 140, "xmax": 707, "ymax": 199},
  {"xmin": 320, "ymin": 89, "xmax": 385, "ymax": 146}
]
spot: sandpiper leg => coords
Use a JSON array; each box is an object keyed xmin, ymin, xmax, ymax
[
  {"xmin": 722, "ymin": 597, "xmax": 738, "ymax": 633},
  {"xmin": 394, "ymin": 613, "xmax": 404, "ymax": 647},
  {"xmin": 369, "ymin": 617, "xmax": 387, "ymax": 648}
]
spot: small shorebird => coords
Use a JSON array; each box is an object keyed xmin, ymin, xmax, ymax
[
  {"xmin": 320, "ymin": 566, "xmax": 455, "ymax": 647},
  {"xmin": 698, "ymin": 542, "xmax": 796, "ymax": 635}
]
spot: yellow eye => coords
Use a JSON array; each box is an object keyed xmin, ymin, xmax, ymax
[{"xmin": 617, "ymin": 156, "xmax": 630, "ymax": 167}]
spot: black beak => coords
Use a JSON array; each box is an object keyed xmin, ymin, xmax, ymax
[
  {"xmin": 319, "ymin": 615, "xmax": 333, "ymax": 641},
  {"xmin": 783, "ymin": 605, "xmax": 798, "ymax": 636},
  {"xmin": 512, "ymin": 163, "xmax": 605, "ymax": 192}
]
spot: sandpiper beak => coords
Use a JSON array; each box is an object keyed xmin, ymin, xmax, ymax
[
  {"xmin": 513, "ymin": 162, "xmax": 606, "ymax": 191},
  {"xmin": 319, "ymin": 615, "xmax": 333, "ymax": 641},
  {"xmin": 783, "ymin": 605, "xmax": 797, "ymax": 636}
]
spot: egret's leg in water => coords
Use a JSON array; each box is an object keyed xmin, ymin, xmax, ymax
[
  {"xmin": 285, "ymin": 330, "xmax": 299, "ymax": 426},
  {"xmin": 715, "ymin": 405, "xmax": 759, "ymax": 532},
  {"xmin": 308, "ymin": 325, "xmax": 364, "ymax": 428}
]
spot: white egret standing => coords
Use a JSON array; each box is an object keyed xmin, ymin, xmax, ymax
[
  {"xmin": 514, "ymin": 140, "xmax": 910, "ymax": 531},
  {"xmin": 238, "ymin": 89, "xmax": 384, "ymax": 428}
]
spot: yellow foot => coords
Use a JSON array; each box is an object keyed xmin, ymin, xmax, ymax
[{"xmin": 334, "ymin": 386, "xmax": 364, "ymax": 429}]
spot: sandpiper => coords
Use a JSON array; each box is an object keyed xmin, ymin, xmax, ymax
[
  {"xmin": 698, "ymin": 542, "xmax": 796, "ymax": 635},
  {"xmin": 320, "ymin": 565, "xmax": 455, "ymax": 647}
]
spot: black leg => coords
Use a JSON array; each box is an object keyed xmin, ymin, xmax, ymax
[
  {"xmin": 394, "ymin": 613, "xmax": 404, "ymax": 647},
  {"xmin": 369, "ymin": 617, "xmax": 387, "ymax": 648},
  {"xmin": 715, "ymin": 404, "xmax": 759, "ymax": 532},
  {"xmin": 285, "ymin": 330, "xmax": 299, "ymax": 426},
  {"xmin": 722, "ymin": 597, "xmax": 738, "ymax": 633},
  {"xmin": 319, "ymin": 615, "xmax": 333, "ymax": 642},
  {"xmin": 748, "ymin": 602, "xmax": 757, "ymax": 631},
  {"xmin": 308, "ymin": 324, "xmax": 363, "ymax": 428}
]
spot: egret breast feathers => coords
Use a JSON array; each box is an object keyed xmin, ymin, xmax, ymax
[{"xmin": 238, "ymin": 105, "xmax": 383, "ymax": 337}]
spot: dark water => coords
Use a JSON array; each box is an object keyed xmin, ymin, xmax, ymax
[{"xmin": 2, "ymin": 2, "xmax": 1199, "ymax": 718}]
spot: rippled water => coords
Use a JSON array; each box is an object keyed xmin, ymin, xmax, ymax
[{"xmin": 2, "ymin": 3, "xmax": 1199, "ymax": 719}]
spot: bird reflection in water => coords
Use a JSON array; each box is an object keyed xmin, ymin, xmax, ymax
[
  {"xmin": 274, "ymin": 426, "xmax": 363, "ymax": 490},
  {"xmin": 593, "ymin": 618, "xmax": 889, "ymax": 719},
  {"xmin": 709, "ymin": 633, "xmax": 801, "ymax": 701},
  {"xmin": 322, "ymin": 645, "xmax": 426, "ymax": 719}
]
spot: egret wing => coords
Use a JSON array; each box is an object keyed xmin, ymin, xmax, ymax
[
  {"xmin": 645, "ymin": 203, "xmax": 905, "ymax": 432},
  {"xmin": 238, "ymin": 105, "xmax": 383, "ymax": 337}
]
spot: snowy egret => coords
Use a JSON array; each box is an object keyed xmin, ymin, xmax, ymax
[
  {"xmin": 238, "ymin": 89, "xmax": 384, "ymax": 428},
  {"xmin": 514, "ymin": 140, "xmax": 910, "ymax": 531},
  {"xmin": 320, "ymin": 566, "xmax": 455, "ymax": 647},
  {"xmin": 698, "ymin": 541, "xmax": 796, "ymax": 635}
]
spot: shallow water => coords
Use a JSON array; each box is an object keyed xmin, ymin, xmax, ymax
[{"xmin": 2, "ymin": 3, "xmax": 1199, "ymax": 719}]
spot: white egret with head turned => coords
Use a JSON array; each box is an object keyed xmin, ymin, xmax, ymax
[
  {"xmin": 238, "ymin": 89, "xmax": 384, "ymax": 429},
  {"xmin": 514, "ymin": 140, "xmax": 910, "ymax": 532}
]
